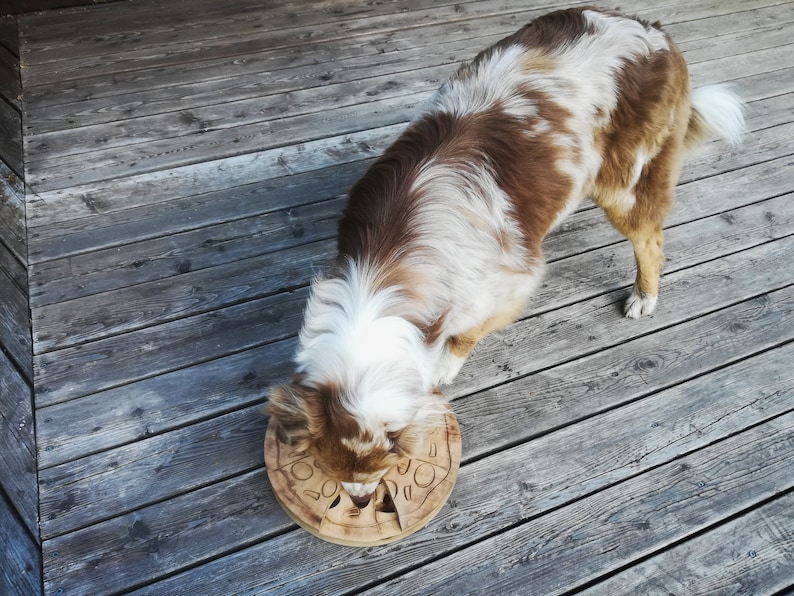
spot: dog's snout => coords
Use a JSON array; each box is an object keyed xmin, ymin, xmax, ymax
[
  {"xmin": 342, "ymin": 480, "xmax": 380, "ymax": 508},
  {"xmin": 349, "ymin": 493, "xmax": 373, "ymax": 508}
]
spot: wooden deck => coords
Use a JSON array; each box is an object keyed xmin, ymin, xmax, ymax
[{"xmin": 1, "ymin": 0, "xmax": 793, "ymax": 594}]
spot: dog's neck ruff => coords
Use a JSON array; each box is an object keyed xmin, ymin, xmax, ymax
[{"xmin": 295, "ymin": 260, "xmax": 434, "ymax": 434}]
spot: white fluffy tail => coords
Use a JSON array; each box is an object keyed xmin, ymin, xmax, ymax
[{"xmin": 685, "ymin": 84, "xmax": 746, "ymax": 149}]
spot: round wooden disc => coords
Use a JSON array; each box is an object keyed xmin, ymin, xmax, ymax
[{"xmin": 264, "ymin": 405, "xmax": 461, "ymax": 547}]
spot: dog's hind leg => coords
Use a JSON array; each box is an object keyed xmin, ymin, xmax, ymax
[{"xmin": 595, "ymin": 133, "xmax": 685, "ymax": 318}]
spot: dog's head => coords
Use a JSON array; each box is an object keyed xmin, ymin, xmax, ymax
[{"xmin": 267, "ymin": 375, "xmax": 438, "ymax": 506}]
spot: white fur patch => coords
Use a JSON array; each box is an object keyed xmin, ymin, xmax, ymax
[
  {"xmin": 631, "ymin": 148, "xmax": 650, "ymax": 188},
  {"xmin": 624, "ymin": 288, "xmax": 658, "ymax": 318},
  {"xmin": 429, "ymin": 45, "xmax": 539, "ymax": 121},
  {"xmin": 690, "ymin": 85, "xmax": 746, "ymax": 147},
  {"xmin": 296, "ymin": 261, "xmax": 437, "ymax": 435},
  {"xmin": 342, "ymin": 480, "xmax": 381, "ymax": 498}
]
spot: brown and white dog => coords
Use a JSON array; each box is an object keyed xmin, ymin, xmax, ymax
[{"xmin": 267, "ymin": 7, "xmax": 744, "ymax": 506}]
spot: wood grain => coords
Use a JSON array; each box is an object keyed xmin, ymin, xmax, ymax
[
  {"xmin": 23, "ymin": 10, "xmax": 791, "ymax": 147},
  {"xmin": 0, "ymin": 489, "xmax": 41, "ymax": 596},
  {"xmin": 0, "ymin": 158, "xmax": 26, "ymax": 264},
  {"xmin": 126, "ymin": 346, "xmax": 794, "ymax": 595},
  {"xmin": 23, "ymin": 36, "xmax": 793, "ymax": 192},
  {"xmin": 38, "ymin": 404, "xmax": 267, "ymax": 539},
  {"xmin": 0, "ymin": 43, "xmax": 21, "ymax": 111},
  {"xmin": 23, "ymin": 92, "xmax": 792, "ymax": 306},
  {"xmin": 8, "ymin": 0, "xmax": 793, "ymax": 593},
  {"xmin": 34, "ymin": 223, "xmax": 794, "ymax": 466},
  {"xmin": 41, "ymin": 303, "xmax": 794, "ymax": 594},
  {"xmin": 582, "ymin": 491, "xmax": 794, "ymax": 595},
  {"xmin": 0, "ymin": 262, "xmax": 32, "ymax": 380},
  {"xmin": 368, "ymin": 414, "xmax": 794, "ymax": 595},
  {"xmin": 0, "ymin": 349, "xmax": 37, "ymax": 538}
]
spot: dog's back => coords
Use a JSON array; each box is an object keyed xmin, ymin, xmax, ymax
[{"xmin": 336, "ymin": 7, "xmax": 740, "ymax": 372}]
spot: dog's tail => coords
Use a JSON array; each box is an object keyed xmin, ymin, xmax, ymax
[{"xmin": 684, "ymin": 84, "xmax": 745, "ymax": 150}]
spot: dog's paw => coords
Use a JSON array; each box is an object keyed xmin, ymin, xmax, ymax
[
  {"xmin": 433, "ymin": 351, "xmax": 466, "ymax": 386},
  {"xmin": 624, "ymin": 289, "xmax": 657, "ymax": 319}
]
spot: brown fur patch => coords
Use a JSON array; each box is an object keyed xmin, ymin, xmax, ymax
[
  {"xmin": 447, "ymin": 290, "xmax": 529, "ymax": 358},
  {"xmin": 268, "ymin": 378, "xmax": 400, "ymax": 482},
  {"xmin": 590, "ymin": 37, "xmax": 692, "ymax": 298},
  {"xmin": 592, "ymin": 39, "xmax": 690, "ymax": 208},
  {"xmin": 339, "ymin": 99, "xmax": 576, "ymax": 274},
  {"xmin": 503, "ymin": 7, "xmax": 597, "ymax": 51}
]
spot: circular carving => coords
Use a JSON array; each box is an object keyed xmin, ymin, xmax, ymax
[
  {"xmin": 265, "ymin": 401, "xmax": 461, "ymax": 546},
  {"xmin": 413, "ymin": 463, "xmax": 435, "ymax": 488},
  {"xmin": 290, "ymin": 462, "xmax": 314, "ymax": 481},
  {"xmin": 321, "ymin": 479, "xmax": 338, "ymax": 498}
]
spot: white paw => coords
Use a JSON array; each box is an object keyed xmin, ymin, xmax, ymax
[
  {"xmin": 434, "ymin": 350, "xmax": 467, "ymax": 386},
  {"xmin": 624, "ymin": 290, "xmax": 658, "ymax": 319}
]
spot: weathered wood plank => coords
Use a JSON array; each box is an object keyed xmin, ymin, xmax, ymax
[
  {"xmin": 0, "ymin": 228, "xmax": 26, "ymax": 293},
  {"xmin": 24, "ymin": 84, "xmax": 792, "ymax": 282},
  {"xmin": 30, "ymin": 188, "xmax": 794, "ymax": 408},
  {"xmin": 0, "ymin": 97, "xmax": 23, "ymax": 178},
  {"xmin": 22, "ymin": 21, "xmax": 792, "ymax": 190},
  {"xmin": 26, "ymin": 158, "xmax": 365, "ymax": 264},
  {"xmin": 25, "ymin": 60, "xmax": 449, "ymax": 154},
  {"xmin": 0, "ymin": 15, "xmax": 18, "ymax": 58},
  {"xmin": 366, "ymin": 413, "xmax": 794, "ymax": 596},
  {"xmin": 32, "ymin": 238, "xmax": 329, "ymax": 357},
  {"xmin": 19, "ymin": 0, "xmax": 776, "ymax": 87},
  {"xmin": 0, "ymin": 159, "xmax": 27, "ymax": 265},
  {"xmin": 30, "ymin": 156, "xmax": 794, "ymax": 357},
  {"xmin": 0, "ymin": 43, "xmax": 22, "ymax": 111},
  {"xmin": 36, "ymin": 336, "xmax": 297, "ymax": 467},
  {"xmin": 20, "ymin": 5, "xmax": 482, "ymax": 111},
  {"xmin": 582, "ymin": 491, "xmax": 794, "ymax": 596},
  {"xmin": 24, "ymin": 121, "xmax": 396, "ymax": 226},
  {"xmin": 23, "ymin": 2, "xmax": 792, "ymax": 139},
  {"xmin": 40, "ymin": 292, "xmax": 794, "ymax": 594},
  {"xmin": 125, "ymin": 349, "xmax": 794, "ymax": 595},
  {"xmin": 0, "ymin": 349, "xmax": 37, "ymax": 538},
  {"xmin": 34, "ymin": 234, "xmax": 794, "ymax": 468},
  {"xmin": 25, "ymin": 91, "xmax": 420, "ymax": 192},
  {"xmin": 18, "ymin": 0, "xmax": 590, "ymax": 83},
  {"xmin": 24, "ymin": 40, "xmax": 794, "ymax": 192},
  {"xmin": 19, "ymin": 0, "xmax": 446, "ymax": 59},
  {"xmin": 38, "ymin": 403, "xmax": 267, "ymax": 539},
  {"xmin": 42, "ymin": 468, "xmax": 282, "ymax": 596},
  {"xmin": 24, "ymin": 0, "xmax": 784, "ymax": 141},
  {"xmin": 24, "ymin": 58, "xmax": 794, "ymax": 230},
  {"xmin": 33, "ymin": 286, "xmax": 307, "ymax": 410},
  {"xmin": 28, "ymin": 195, "xmax": 343, "ymax": 307},
  {"xmin": 0, "ymin": 489, "xmax": 41, "ymax": 596},
  {"xmin": 0, "ymin": 347, "xmax": 35, "ymax": 457},
  {"xmin": 0, "ymin": 263, "xmax": 32, "ymax": 381}
]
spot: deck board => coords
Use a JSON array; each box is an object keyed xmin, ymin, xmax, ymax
[
  {"xmin": 2, "ymin": 0, "xmax": 791, "ymax": 593},
  {"xmin": 582, "ymin": 491, "xmax": 794, "ymax": 595}
]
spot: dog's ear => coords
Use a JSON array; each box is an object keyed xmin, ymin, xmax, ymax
[
  {"xmin": 266, "ymin": 382, "xmax": 315, "ymax": 450},
  {"xmin": 389, "ymin": 423, "xmax": 426, "ymax": 458},
  {"xmin": 389, "ymin": 399, "xmax": 447, "ymax": 457}
]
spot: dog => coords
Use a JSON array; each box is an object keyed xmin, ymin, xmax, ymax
[{"xmin": 267, "ymin": 7, "xmax": 744, "ymax": 506}]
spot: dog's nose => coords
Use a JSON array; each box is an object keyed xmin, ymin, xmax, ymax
[{"xmin": 349, "ymin": 493, "xmax": 373, "ymax": 508}]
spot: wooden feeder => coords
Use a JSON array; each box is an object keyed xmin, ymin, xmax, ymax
[{"xmin": 264, "ymin": 405, "xmax": 461, "ymax": 546}]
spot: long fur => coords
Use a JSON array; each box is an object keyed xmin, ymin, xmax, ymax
[{"xmin": 267, "ymin": 7, "xmax": 744, "ymax": 501}]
